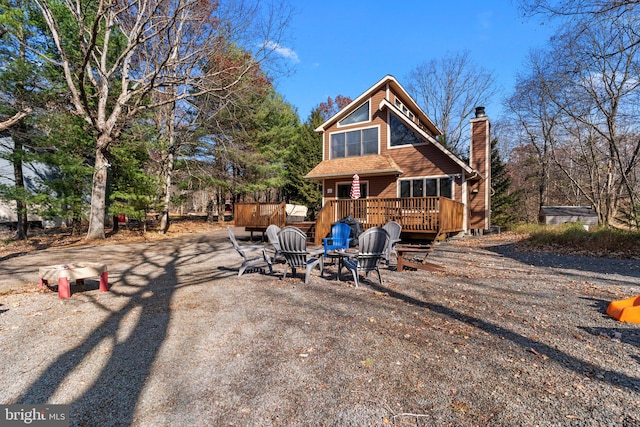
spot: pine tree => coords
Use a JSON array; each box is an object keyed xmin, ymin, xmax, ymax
[
  {"xmin": 282, "ymin": 108, "xmax": 323, "ymax": 216},
  {"xmin": 490, "ymin": 138, "xmax": 519, "ymax": 229}
]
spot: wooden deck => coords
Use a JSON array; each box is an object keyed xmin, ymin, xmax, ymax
[{"xmin": 235, "ymin": 197, "xmax": 465, "ymax": 245}]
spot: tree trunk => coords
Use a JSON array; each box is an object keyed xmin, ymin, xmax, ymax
[
  {"xmin": 159, "ymin": 148, "xmax": 175, "ymax": 234},
  {"xmin": 13, "ymin": 137, "xmax": 27, "ymax": 240},
  {"xmin": 86, "ymin": 147, "xmax": 109, "ymax": 240},
  {"xmin": 536, "ymin": 157, "xmax": 548, "ymax": 224}
]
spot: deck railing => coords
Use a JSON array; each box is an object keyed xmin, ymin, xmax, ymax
[
  {"xmin": 234, "ymin": 198, "xmax": 465, "ymax": 246},
  {"xmin": 234, "ymin": 202, "xmax": 286, "ymax": 228},
  {"xmin": 313, "ymin": 197, "xmax": 464, "ymax": 245}
]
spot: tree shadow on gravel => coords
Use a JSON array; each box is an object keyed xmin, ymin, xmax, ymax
[
  {"xmin": 367, "ymin": 282, "xmax": 640, "ymax": 393},
  {"xmin": 484, "ymin": 243, "xmax": 640, "ymax": 282},
  {"xmin": 16, "ymin": 235, "xmax": 223, "ymax": 425},
  {"xmin": 578, "ymin": 297, "xmax": 640, "ymax": 349},
  {"xmin": 578, "ymin": 326, "xmax": 640, "ymax": 349}
]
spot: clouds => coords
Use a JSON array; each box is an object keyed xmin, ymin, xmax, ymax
[{"xmin": 263, "ymin": 41, "xmax": 300, "ymax": 63}]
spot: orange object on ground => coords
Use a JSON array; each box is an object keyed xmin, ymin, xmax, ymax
[{"xmin": 606, "ymin": 296, "xmax": 640, "ymax": 324}]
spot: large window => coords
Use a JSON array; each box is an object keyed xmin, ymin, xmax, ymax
[
  {"xmin": 339, "ymin": 101, "xmax": 369, "ymax": 126},
  {"xmin": 400, "ymin": 177, "xmax": 453, "ymax": 199},
  {"xmin": 389, "ymin": 113, "xmax": 425, "ymax": 147},
  {"xmin": 330, "ymin": 127, "xmax": 378, "ymax": 158}
]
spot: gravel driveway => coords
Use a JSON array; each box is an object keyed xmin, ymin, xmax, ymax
[{"xmin": 0, "ymin": 228, "xmax": 638, "ymax": 426}]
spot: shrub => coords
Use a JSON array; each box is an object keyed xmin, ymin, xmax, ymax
[{"xmin": 513, "ymin": 223, "xmax": 640, "ymax": 257}]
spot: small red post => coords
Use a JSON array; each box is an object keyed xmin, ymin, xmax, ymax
[
  {"xmin": 58, "ymin": 277, "xmax": 71, "ymax": 299},
  {"xmin": 99, "ymin": 271, "xmax": 109, "ymax": 292}
]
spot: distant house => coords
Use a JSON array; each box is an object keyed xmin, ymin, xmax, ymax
[
  {"xmin": 539, "ymin": 206, "xmax": 598, "ymax": 226},
  {"xmin": 0, "ymin": 135, "xmax": 47, "ymax": 227},
  {"xmin": 304, "ymin": 75, "xmax": 491, "ymax": 234}
]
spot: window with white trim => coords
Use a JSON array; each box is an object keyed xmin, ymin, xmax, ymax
[
  {"xmin": 394, "ymin": 98, "xmax": 415, "ymax": 120},
  {"xmin": 330, "ymin": 127, "xmax": 378, "ymax": 158},
  {"xmin": 400, "ymin": 177, "xmax": 453, "ymax": 199},
  {"xmin": 389, "ymin": 113, "xmax": 425, "ymax": 147},
  {"xmin": 338, "ymin": 101, "xmax": 369, "ymax": 126}
]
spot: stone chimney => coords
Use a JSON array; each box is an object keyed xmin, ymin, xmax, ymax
[{"xmin": 468, "ymin": 106, "xmax": 491, "ymax": 233}]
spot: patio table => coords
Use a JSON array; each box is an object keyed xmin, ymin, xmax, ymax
[{"xmin": 326, "ymin": 249, "xmax": 357, "ymax": 281}]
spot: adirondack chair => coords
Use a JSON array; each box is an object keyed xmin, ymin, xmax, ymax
[
  {"xmin": 278, "ymin": 226, "xmax": 324, "ymax": 284},
  {"xmin": 341, "ymin": 227, "xmax": 389, "ymax": 287},
  {"xmin": 265, "ymin": 224, "xmax": 283, "ymax": 263},
  {"xmin": 382, "ymin": 221, "xmax": 402, "ymax": 265},
  {"xmin": 227, "ymin": 227, "xmax": 272, "ymax": 277},
  {"xmin": 322, "ymin": 222, "xmax": 352, "ymax": 258}
]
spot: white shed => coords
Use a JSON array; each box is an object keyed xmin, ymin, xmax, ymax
[{"xmin": 539, "ymin": 206, "xmax": 598, "ymax": 226}]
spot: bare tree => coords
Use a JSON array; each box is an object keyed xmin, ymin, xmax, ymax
[
  {"xmin": 520, "ymin": 1, "xmax": 640, "ymax": 71},
  {"xmin": 318, "ymin": 95, "xmax": 352, "ymax": 121},
  {"xmin": 505, "ymin": 51, "xmax": 562, "ymax": 217},
  {"xmin": 521, "ymin": 1, "xmax": 640, "ymax": 17},
  {"xmin": 26, "ymin": 0, "xmax": 291, "ymax": 239},
  {"xmin": 551, "ymin": 14, "xmax": 640, "ymax": 225},
  {"xmin": 405, "ymin": 51, "xmax": 498, "ymax": 156},
  {"xmin": 507, "ymin": 9, "xmax": 640, "ymax": 226}
]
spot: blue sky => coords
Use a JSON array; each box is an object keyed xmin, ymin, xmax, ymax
[{"xmin": 271, "ymin": 0, "xmax": 557, "ymax": 121}]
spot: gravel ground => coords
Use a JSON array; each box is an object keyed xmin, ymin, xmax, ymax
[{"xmin": 0, "ymin": 228, "xmax": 638, "ymax": 426}]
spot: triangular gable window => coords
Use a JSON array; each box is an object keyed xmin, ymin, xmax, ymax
[
  {"xmin": 389, "ymin": 112, "xmax": 426, "ymax": 146},
  {"xmin": 339, "ymin": 101, "xmax": 369, "ymax": 126}
]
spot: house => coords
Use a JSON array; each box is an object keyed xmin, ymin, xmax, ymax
[
  {"xmin": 304, "ymin": 75, "xmax": 491, "ymax": 235},
  {"xmin": 0, "ymin": 135, "xmax": 46, "ymax": 227},
  {"xmin": 539, "ymin": 206, "xmax": 598, "ymax": 226}
]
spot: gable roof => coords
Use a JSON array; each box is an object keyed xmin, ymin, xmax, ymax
[
  {"xmin": 315, "ymin": 75, "xmax": 441, "ymax": 135},
  {"xmin": 378, "ymin": 98, "xmax": 475, "ymax": 175},
  {"xmin": 312, "ymin": 75, "xmax": 477, "ymax": 178}
]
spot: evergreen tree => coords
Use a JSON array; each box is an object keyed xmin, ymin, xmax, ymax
[
  {"xmin": 34, "ymin": 113, "xmax": 95, "ymax": 231},
  {"xmin": 490, "ymin": 138, "xmax": 519, "ymax": 229},
  {"xmin": 248, "ymin": 91, "xmax": 299, "ymax": 200},
  {"xmin": 283, "ymin": 107, "xmax": 323, "ymax": 216},
  {"xmin": 108, "ymin": 134, "xmax": 160, "ymax": 231},
  {"xmin": 0, "ymin": 0, "xmax": 47, "ymax": 238}
]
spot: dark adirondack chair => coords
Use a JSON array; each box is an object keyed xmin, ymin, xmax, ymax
[
  {"xmin": 278, "ymin": 226, "xmax": 324, "ymax": 284},
  {"xmin": 341, "ymin": 227, "xmax": 389, "ymax": 287},
  {"xmin": 227, "ymin": 227, "xmax": 272, "ymax": 277},
  {"xmin": 382, "ymin": 221, "xmax": 402, "ymax": 265},
  {"xmin": 266, "ymin": 224, "xmax": 283, "ymax": 263}
]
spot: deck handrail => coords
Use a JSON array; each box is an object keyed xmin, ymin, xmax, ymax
[
  {"xmin": 269, "ymin": 202, "xmax": 287, "ymax": 227},
  {"xmin": 313, "ymin": 197, "xmax": 465, "ymax": 245},
  {"xmin": 438, "ymin": 197, "xmax": 465, "ymax": 233},
  {"xmin": 235, "ymin": 198, "xmax": 465, "ymax": 245},
  {"xmin": 314, "ymin": 202, "xmax": 334, "ymax": 246},
  {"xmin": 234, "ymin": 202, "xmax": 284, "ymax": 228}
]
